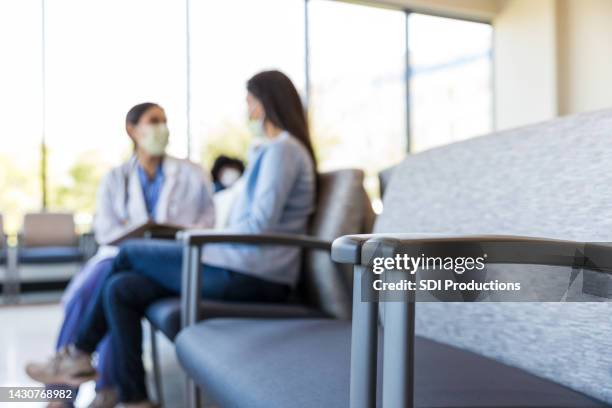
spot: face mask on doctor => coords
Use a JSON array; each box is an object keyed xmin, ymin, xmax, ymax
[{"xmin": 138, "ymin": 123, "xmax": 169, "ymax": 156}]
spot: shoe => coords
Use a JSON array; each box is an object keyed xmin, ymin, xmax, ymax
[
  {"xmin": 25, "ymin": 346, "xmax": 97, "ymax": 386},
  {"xmin": 87, "ymin": 388, "xmax": 119, "ymax": 408},
  {"xmin": 115, "ymin": 401, "xmax": 158, "ymax": 408},
  {"xmin": 46, "ymin": 402, "xmax": 69, "ymax": 408}
]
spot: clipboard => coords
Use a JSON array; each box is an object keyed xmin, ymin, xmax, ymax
[{"xmin": 107, "ymin": 221, "xmax": 184, "ymax": 245}]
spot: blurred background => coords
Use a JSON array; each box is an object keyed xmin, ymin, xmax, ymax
[
  {"xmin": 1, "ymin": 0, "xmax": 612, "ymax": 283},
  {"xmin": 1, "ymin": 1, "xmax": 612, "ymax": 405}
]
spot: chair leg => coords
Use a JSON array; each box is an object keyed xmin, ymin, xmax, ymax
[
  {"xmin": 7, "ymin": 247, "xmax": 20, "ymax": 304},
  {"xmin": 186, "ymin": 377, "xmax": 201, "ymax": 408},
  {"xmin": 149, "ymin": 323, "xmax": 165, "ymax": 407}
]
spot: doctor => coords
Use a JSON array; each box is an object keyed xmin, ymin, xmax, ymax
[{"xmin": 49, "ymin": 102, "xmax": 215, "ymax": 408}]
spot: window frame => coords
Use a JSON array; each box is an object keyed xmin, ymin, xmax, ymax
[{"xmin": 305, "ymin": 0, "xmax": 495, "ymax": 154}]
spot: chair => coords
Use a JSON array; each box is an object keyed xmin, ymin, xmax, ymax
[
  {"xmin": 144, "ymin": 169, "xmax": 374, "ymax": 405},
  {"xmin": 16, "ymin": 213, "xmax": 84, "ymax": 297},
  {"xmin": 378, "ymin": 165, "xmax": 396, "ymax": 199},
  {"xmin": 176, "ymin": 109, "xmax": 612, "ymax": 407},
  {"xmin": 0, "ymin": 214, "xmax": 8, "ymax": 300},
  {"xmin": 0, "ymin": 214, "xmax": 6, "ymax": 266}
]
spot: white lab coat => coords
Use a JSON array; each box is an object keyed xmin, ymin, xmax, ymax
[
  {"xmin": 62, "ymin": 155, "xmax": 214, "ymax": 304},
  {"xmin": 94, "ymin": 155, "xmax": 215, "ymax": 247}
]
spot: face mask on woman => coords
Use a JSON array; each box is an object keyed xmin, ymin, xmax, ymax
[
  {"xmin": 247, "ymin": 118, "xmax": 267, "ymax": 145},
  {"xmin": 139, "ymin": 123, "xmax": 169, "ymax": 156}
]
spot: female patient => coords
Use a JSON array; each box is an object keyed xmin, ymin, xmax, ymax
[
  {"xmin": 26, "ymin": 70, "xmax": 317, "ymax": 408},
  {"xmin": 40, "ymin": 102, "xmax": 215, "ymax": 408}
]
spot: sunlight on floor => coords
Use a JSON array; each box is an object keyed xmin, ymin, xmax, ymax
[
  {"xmin": 0, "ymin": 303, "xmax": 92, "ymax": 407},
  {"xmin": 0, "ymin": 302, "xmax": 186, "ymax": 407}
]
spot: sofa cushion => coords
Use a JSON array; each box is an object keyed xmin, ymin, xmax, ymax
[
  {"xmin": 145, "ymin": 298, "xmax": 323, "ymax": 340},
  {"xmin": 176, "ymin": 319, "xmax": 605, "ymax": 408},
  {"xmin": 17, "ymin": 246, "xmax": 83, "ymax": 264}
]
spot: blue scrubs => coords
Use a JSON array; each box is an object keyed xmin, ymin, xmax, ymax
[
  {"xmin": 137, "ymin": 163, "xmax": 164, "ymax": 218},
  {"xmin": 55, "ymin": 164, "xmax": 165, "ymax": 393}
]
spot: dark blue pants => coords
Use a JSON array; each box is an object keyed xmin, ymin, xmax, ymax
[
  {"xmin": 74, "ymin": 239, "xmax": 290, "ymax": 403},
  {"xmin": 57, "ymin": 257, "xmax": 115, "ymax": 391}
]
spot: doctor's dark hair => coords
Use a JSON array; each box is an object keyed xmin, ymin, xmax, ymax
[
  {"xmin": 125, "ymin": 102, "xmax": 161, "ymax": 126},
  {"xmin": 246, "ymin": 71, "xmax": 317, "ymax": 172}
]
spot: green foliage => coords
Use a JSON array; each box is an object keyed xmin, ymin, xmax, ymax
[
  {"xmin": 48, "ymin": 150, "xmax": 106, "ymax": 218},
  {"xmin": 0, "ymin": 153, "xmax": 41, "ymax": 235},
  {"xmin": 199, "ymin": 122, "xmax": 252, "ymax": 169}
]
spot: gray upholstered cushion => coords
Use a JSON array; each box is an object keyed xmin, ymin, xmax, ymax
[
  {"xmin": 377, "ymin": 109, "xmax": 612, "ymax": 403},
  {"xmin": 17, "ymin": 246, "xmax": 83, "ymax": 264},
  {"xmin": 176, "ymin": 320, "xmax": 352, "ymax": 408},
  {"xmin": 145, "ymin": 298, "xmax": 322, "ymax": 340},
  {"xmin": 176, "ymin": 319, "xmax": 604, "ymax": 407}
]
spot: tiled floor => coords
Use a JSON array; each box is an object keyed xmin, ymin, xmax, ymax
[{"xmin": 0, "ymin": 301, "xmax": 187, "ymax": 407}]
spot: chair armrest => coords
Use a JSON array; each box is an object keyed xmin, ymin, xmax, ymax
[
  {"xmin": 181, "ymin": 230, "xmax": 332, "ymax": 250},
  {"xmin": 180, "ymin": 232, "xmax": 333, "ymax": 329},
  {"xmin": 355, "ymin": 233, "xmax": 612, "ymax": 272},
  {"xmin": 344, "ymin": 233, "xmax": 612, "ymax": 408},
  {"xmin": 331, "ymin": 234, "xmax": 374, "ymax": 264}
]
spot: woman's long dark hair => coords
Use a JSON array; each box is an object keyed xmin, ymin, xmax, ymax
[{"xmin": 246, "ymin": 71, "xmax": 317, "ymax": 175}]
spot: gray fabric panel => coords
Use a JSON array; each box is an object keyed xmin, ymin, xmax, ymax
[
  {"xmin": 302, "ymin": 170, "xmax": 374, "ymax": 319},
  {"xmin": 415, "ymin": 302, "xmax": 612, "ymax": 404},
  {"xmin": 176, "ymin": 319, "xmax": 604, "ymax": 407},
  {"xmin": 145, "ymin": 298, "xmax": 321, "ymax": 340},
  {"xmin": 377, "ymin": 109, "xmax": 612, "ymax": 241},
  {"xmin": 378, "ymin": 165, "xmax": 397, "ymax": 199},
  {"xmin": 376, "ymin": 109, "xmax": 612, "ymax": 403}
]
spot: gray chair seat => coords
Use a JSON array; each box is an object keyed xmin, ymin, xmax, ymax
[
  {"xmin": 176, "ymin": 319, "xmax": 605, "ymax": 408},
  {"xmin": 145, "ymin": 298, "xmax": 323, "ymax": 340},
  {"xmin": 17, "ymin": 246, "xmax": 83, "ymax": 264}
]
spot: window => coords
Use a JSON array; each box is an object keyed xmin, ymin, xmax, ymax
[
  {"xmin": 44, "ymin": 0, "xmax": 188, "ymax": 229},
  {"xmin": 308, "ymin": 0, "xmax": 407, "ymax": 197},
  {"xmin": 0, "ymin": 0, "xmax": 43, "ymax": 235},
  {"xmin": 408, "ymin": 13, "xmax": 493, "ymax": 152},
  {"xmin": 189, "ymin": 0, "xmax": 305, "ymax": 168},
  {"xmin": 0, "ymin": 0, "xmax": 494, "ymax": 234}
]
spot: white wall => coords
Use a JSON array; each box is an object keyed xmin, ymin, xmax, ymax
[
  {"xmin": 493, "ymin": 0, "xmax": 558, "ymax": 130},
  {"xmin": 370, "ymin": 0, "xmax": 612, "ymax": 130},
  {"xmin": 493, "ymin": 0, "xmax": 612, "ymax": 130},
  {"xmin": 557, "ymin": 0, "xmax": 612, "ymax": 115},
  {"xmin": 368, "ymin": 0, "xmax": 497, "ymax": 20}
]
